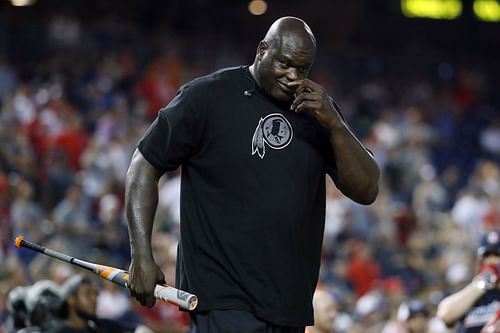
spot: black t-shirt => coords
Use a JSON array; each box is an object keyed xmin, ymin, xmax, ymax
[
  {"xmin": 459, "ymin": 289, "xmax": 500, "ymax": 333},
  {"xmin": 138, "ymin": 66, "xmax": 337, "ymax": 327}
]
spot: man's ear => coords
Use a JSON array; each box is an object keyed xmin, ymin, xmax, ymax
[{"xmin": 257, "ymin": 41, "xmax": 268, "ymax": 60}]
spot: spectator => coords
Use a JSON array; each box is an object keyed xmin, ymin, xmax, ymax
[
  {"xmin": 5, "ymin": 286, "xmax": 28, "ymax": 332},
  {"xmin": 23, "ymin": 280, "xmax": 63, "ymax": 332},
  {"xmin": 346, "ymin": 239, "xmax": 381, "ymax": 298},
  {"xmin": 348, "ymin": 291, "xmax": 387, "ymax": 333},
  {"xmin": 46, "ymin": 274, "xmax": 151, "ymax": 333},
  {"xmin": 0, "ymin": 4, "xmax": 500, "ymax": 332},
  {"xmin": 437, "ymin": 229, "xmax": 500, "ymax": 332},
  {"xmin": 306, "ymin": 289, "xmax": 338, "ymax": 333},
  {"xmin": 381, "ymin": 299, "xmax": 430, "ymax": 333},
  {"xmin": 51, "ymin": 183, "xmax": 91, "ymax": 258}
]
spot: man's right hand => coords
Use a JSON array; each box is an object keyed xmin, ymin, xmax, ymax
[{"xmin": 128, "ymin": 256, "xmax": 166, "ymax": 307}]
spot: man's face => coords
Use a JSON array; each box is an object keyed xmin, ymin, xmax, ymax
[
  {"xmin": 314, "ymin": 295, "xmax": 337, "ymax": 332},
  {"xmin": 255, "ymin": 35, "xmax": 315, "ymax": 102},
  {"xmin": 72, "ymin": 283, "xmax": 97, "ymax": 318},
  {"xmin": 483, "ymin": 253, "xmax": 500, "ymax": 264},
  {"xmin": 482, "ymin": 253, "xmax": 500, "ymax": 288},
  {"xmin": 407, "ymin": 314, "xmax": 428, "ymax": 333}
]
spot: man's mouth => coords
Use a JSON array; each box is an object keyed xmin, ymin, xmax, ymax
[{"xmin": 278, "ymin": 81, "xmax": 293, "ymax": 94}]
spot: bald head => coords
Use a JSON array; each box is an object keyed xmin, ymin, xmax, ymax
[
  {"xmin": 250, "ymin": 17, "xmax": 316, "ymax": 102},
  {"xmin": 263, "ymin": 16, "xmax": 316, "ymax": 51}
]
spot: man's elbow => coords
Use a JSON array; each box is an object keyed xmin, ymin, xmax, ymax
[
  {"xmin": 355, "ymin": 185, "xmax": 379, "ymax": 205},
  {"xmin": 337, "ymin": 179, "xmax": 379, "ymax": 205},
  {"xmin": 352, "ymin": 165, "xmax": 380, "ymax": 205},
  {"xmin": 435, "ymin": 307, "xmax": 456, "ymax": 328}
]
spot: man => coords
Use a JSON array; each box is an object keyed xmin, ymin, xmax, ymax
[
  {"xmin": 437, "ymin": 229, "xmax": 500, "ymax": 333},
  {"xmin": 126, "ymin": 16, "xmax": 380, "ymax": 332},
  {"xmin": 305, "ymin": 289, "xmax": 338, "ymax": 333},
  {"xmin": 22, "ymin": 280, "xmax": 63, "ymax": 333},
  {"xmin": 5, "ymin": 286, "xmax": 29, "ymax": 332},
  {"xmin": 398, "ymin": 300, "xmax": 431, "ymax": 333},
  {"xmin": 47, "ymin": 275, "xmax": 147, "ymax": 333},
  {"xmin": 381, "ymin": 299, "xmax": 431, "ymax": 333}
]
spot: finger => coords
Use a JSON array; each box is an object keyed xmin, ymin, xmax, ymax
[
  {"xmin": 292, "ymin": 91, "xmax": 322, "ymax": 107},
  {"xmin": 295, "ymin": 100, "xmax": 322, "ymax": 113},
  {"xmin": 294, "ymin": 82, "xmax": 315, "ymax": 97},
  {"xmin": 157, "ymin": 272, "xmax": 167, "ymax": 285},
  {"xmin": 127, "ymin": 274, "xmax": 135, "ymax": 296},
  {"xmin": 295, "ymin": 79, "xmax": 323, "ymax": 96},
  {"xmin": 291, "ymin": 92, "xmax": 322, "ymax": 110},
  {"xmin": 128, "ymin": 283, "xmax": 135, "ymax": 297},
  {"xmin": 286, "ymin": 80, "xmax": 304, "ymax": 88},
  {"xmin": 136, "ymin": 289, "xmax": 156, "ymax": 308},
  {"xmin": 294, "ymin": 83, "xmax": 308, "ymax": 97},
  {"xmin": 291, "ymin": 92, "xmax": 321, "ymax": 111},
  {"xmin": 300, "ymin": 78, "xmax": 322, "ymax": 91},
  {"xmin": 143, "ymin": 294, "xmax": 156, "ymax": 308}
]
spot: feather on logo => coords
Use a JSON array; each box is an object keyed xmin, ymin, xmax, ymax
[{"xmin": 251, "ymin": 113, "xmax": 293, "ymax": 159}]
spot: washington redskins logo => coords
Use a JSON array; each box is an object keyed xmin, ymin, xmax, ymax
[{"xmin": 251, "ymin": 113, "xmax": 293, "ymax": 159}]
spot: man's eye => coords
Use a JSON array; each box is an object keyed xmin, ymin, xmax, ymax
[{"xmin": 279, "ymin": 61, "xmax": 289, "ymax": 69}]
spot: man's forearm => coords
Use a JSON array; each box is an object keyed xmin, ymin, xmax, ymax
[
  {"xmin": 437, "ymin": 282, "xmax": 485, "ymax": 326},
  {"xmin": 329, "ymin": 123, "xmax": 380, "ymax": 205},
  {"xmin": 125, "ymin": 149, "xmax": 163, "ymax": 259}
]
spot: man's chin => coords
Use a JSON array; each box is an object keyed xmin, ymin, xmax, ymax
[
  {"xmin": 270, "ymin": 89, "xmax": 293, "ymax": 103},
  {"xmin": 76, "ymin": 309, "xmax": 96, "ymax": 321}
]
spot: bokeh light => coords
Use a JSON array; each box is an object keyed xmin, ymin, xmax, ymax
[
  {"xmin": 401, "ymin": 0, "xmax": 462, "ymax": 19},
  {"xmin": 10, "ymin": 0, "xmax": 36, "ymax": 6},
  {"xmin": 474, "ymin": 0, "xmax": 500, "ymax": 22},
  {"xmin": 248, "ymin": 0, "xmax": 268, "ymax": 16}
]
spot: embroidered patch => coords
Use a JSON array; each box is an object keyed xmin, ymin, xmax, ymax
[{"xmin": 251, "ymin": 113, "xmax": 293, "ymax": 159}]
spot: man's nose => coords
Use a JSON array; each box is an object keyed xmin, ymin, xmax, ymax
[{"xmin": 286, "ymin": 67, "xmax": 299, "ymax": 81}]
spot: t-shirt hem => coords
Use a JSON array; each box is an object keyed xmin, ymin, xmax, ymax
[{"xmin": 193, "ymin": 300, "xmax": 313, "ymax": 327}]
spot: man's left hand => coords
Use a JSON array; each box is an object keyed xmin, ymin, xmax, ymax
[{"xmin": 288, "ymin": 79, "xmax": 342, "ymax": 129}]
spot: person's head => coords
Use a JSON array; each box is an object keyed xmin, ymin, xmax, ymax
[
  {"xmin": 397, "ymin": 300, "xmax": 429, "ymax": 333},
  {"xmin": 251, "ymin": 16, "xmax": 316, "ymax": 102},
  {"xmin": 6, "ymin": 286, "xmax": 29, "ymax": 329},
  {"xmin": 353, "ymin": 291, "xmax": 386, "ymax": 327},
  {"xmin": 311, "ymin": 289, "xmax": 337, "ymax": 333},
  {"xmin": 24, "ymin": 280, "xmax": 63, "ymax": 330},
  {"xmin": 477, "ymin": 229, "xmax": 500, "ymax": 289},
  {"xmin": 61, "ymin": 275, "xmax": 98, "ymax": 321},
  {"xmin": 478, "ymin": 229, "xmax": 500, "ymax": 262}
]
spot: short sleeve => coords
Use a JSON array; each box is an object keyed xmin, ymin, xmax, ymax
[{"xmin": 138, "ymin": 84, "xmax": 204, "ymax": 172}]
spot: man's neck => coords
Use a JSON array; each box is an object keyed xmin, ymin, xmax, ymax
[
  {"xmin": 248, "ymin": 64, "xmax": 259, "ymax": 87},
  {"xmin": 68, "ymin": 311, "xmax": 88, "ymax": 329}
]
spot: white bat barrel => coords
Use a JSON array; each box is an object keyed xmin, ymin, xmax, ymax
[{"xmin": 154, "ymin": 285, "xmax": 198, "ymax": 311}]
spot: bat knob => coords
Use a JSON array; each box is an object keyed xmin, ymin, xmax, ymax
[{"xmin": 14, "ymin": 235, "xmax": 25, "ymax": 248}]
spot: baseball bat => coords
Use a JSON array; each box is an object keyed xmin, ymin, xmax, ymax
[{"xmin": 14, "ymin": 235, "xmax": 198, "ymax": 311}]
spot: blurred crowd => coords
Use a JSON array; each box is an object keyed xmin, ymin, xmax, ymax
[{"xmin": 1, "ymin": 8, "xmax": 500, "ymax": 333}]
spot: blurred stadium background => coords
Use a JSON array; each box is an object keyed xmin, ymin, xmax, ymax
[{"xmin": 1, "ymin": 0, "xmax": 500, "ymax": 332}]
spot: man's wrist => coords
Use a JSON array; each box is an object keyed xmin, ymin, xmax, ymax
[
  {"xmin": 474, "ymin": 270, "xmax": 498, "ymax": 291},
  {"xmin": 131, "ymin": 247, "xmax": 155, "ymax": 261},
  {"xmin": 326, "ymin": 117, "xmax": 347, "ymax": 131}
]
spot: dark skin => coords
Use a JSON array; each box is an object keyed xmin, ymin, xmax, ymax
[
  {"xmin": 126, "ymin": 16, "xmax": 379, "ymax": 307},
  {"xmin": 65, "ymin": 283, "xmax": 98, "ymax": 329},
  {"xmin": 249, "ymin": 17, "xmax": 379, "ymax": 204},
  {"xmin": 126, "ymin": 149, "xmax": 165, "ymax": 307}
]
